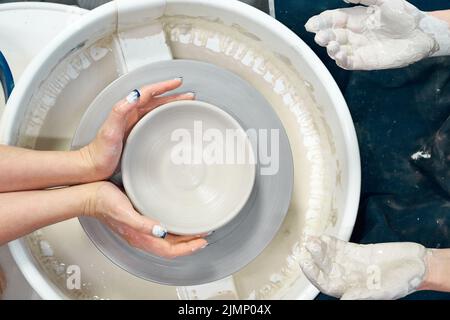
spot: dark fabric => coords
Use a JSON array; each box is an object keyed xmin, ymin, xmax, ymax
[
  {"xmin": 275, "ymin": 0, "xmax": 450, "ymax": 300},
  {"xmin": 412, "ymin": 115, "xmax": 450, "ymax": 199}
]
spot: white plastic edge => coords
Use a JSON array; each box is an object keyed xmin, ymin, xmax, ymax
[
  {"xmin": 3, "ymin": 0, "xmax": 361, "ymax": 301},
  {"xmin": 9, "ymin": 239, "xmax": 65, "ymax": 300},
  {"xmin": 117, "ymin": 0, "xmax": 166, "ymax": 31},
  {"xmin": 0, "ymin": 2, "xmax": 86, "ymax": 15},
  {"xmin": 0, "ymin": 2, "xmax": 115, "ymax": 145}
]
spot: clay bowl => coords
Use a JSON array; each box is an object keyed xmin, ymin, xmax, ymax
[{"xmin": 121, "ymin": 100, "xmax": 256, "ymax": 235}]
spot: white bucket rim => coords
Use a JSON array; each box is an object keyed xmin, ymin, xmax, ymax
[{"xmin": 4, "ymin": 0, "xmax": 361, "ymax": 300}]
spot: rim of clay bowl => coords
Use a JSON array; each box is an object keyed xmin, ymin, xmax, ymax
[{"xmin": 121, "ymin": 100, "xmax": 256, "ymax": 235}]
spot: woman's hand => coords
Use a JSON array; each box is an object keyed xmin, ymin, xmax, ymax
[
  {"xmin": 84, "ymin": 182, "xmax": 207, "ymax": 259},
  {"xmin": 0, "ymin": 79, "xmax": 193, "ymax": 193},
  {"xmin": 305, "ymin": 0, "xmax": 450, "ymax": 70},
  {"xmin": 80, "ymin": 78, "xmax": 194, "ymax": 181},
  {"xmin": 299, "ymin": 235, "xmax": 429, "ymax": 299},
  {"xmin": 0, "ymin": 181, "xmax": 206, "ymax": 258}
]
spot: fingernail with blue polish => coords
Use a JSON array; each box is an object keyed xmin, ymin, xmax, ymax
[
  {"xmin": 126, "ymin": 89, "xmax": 141, "ymax": 104},
  {"xmin": 152, "ymin": 225, "xmax": 168, "ymax": 239}
]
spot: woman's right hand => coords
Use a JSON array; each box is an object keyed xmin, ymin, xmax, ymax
[
  {"xmin": 299, "ymin": 235, "xmax": 429, "ymax": 299},
  {"xmin": 305, "ymin": 0, "xmax": 450, "ymax": 70},
  {"xmin": 83, "ymin": 182, "xmax": 207, "ymax": 259},
  {"xmin": 80, "ymin": 78, "xmax": 194, "ymax": 182}
]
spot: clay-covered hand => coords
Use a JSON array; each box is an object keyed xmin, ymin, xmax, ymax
[
  {"xmin": 299, "ymin": 235, "xmax": 430, "ymax": 300},
  {"xmin": 84, "ymin": 182, "xmax": 207, "ymax": 259},
  {"xmin": 305, "ymin": 0, "xmax": 450, "ymax": 70},
  {"xmin": 80, "ymin": 78, "xmax": 194, "ymax": 180}
]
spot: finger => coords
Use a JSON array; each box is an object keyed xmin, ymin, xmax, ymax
[
  {"xmin": 315, "ymin": 30, "xmax": 334, "ymax": 47},
  {"xmin": 323, "ymin": 28, "xmax": 367, "ymax": 50},
  {"xmin": 118, "ymin": 79, "xmax": 184, "ymax": 113},
  {"xmin": 99, "ymin": 91, "xmax": 143, "ymax": 138},
  {"xmin": 339, "ymin": 53, "xmax": 362, "ymax": 70},
  {"xmin": 305, "ymin": 10, "xmax": 348, "ymax": 33},
  {"xmin": 334, "ymin": 45, "xmax": 353, "ymax": 69},
  {"xmin": 317, "ymin": 29, "xmax": 354, "ymax": 49},
  {"xmin": 344, "ymin": 6, "xmax": 373, "ymax": 32},
  {"xmin": 123, "ymin": 91, "xmax": 196, "ymax": 137},
  {"xmin": 333, "ymin": 29, "xmax": 350, "ymax": 45},
  {"xmin": 305, "ymin": 237, "xmax": 326, "ymax": 264},
  {"xmin": 319, "ymin": 235, "xmax": 341, "ymax": 255},
  {"xmin": 318, "ymin": 235, "xmax": 352, "ymax": 269},
  {"xmin": 140, "ymin": 78, "xmax": 183, "ymax": 102},
  {"xmin": 327, "ymin": 41, "xmax": 341, "ymax": 58},
  {"xmin": 164, "ymin": 233, "xmax": 205, "ymax": 244},
  {"xmin": 121, "ymin": 212, "xmax": 168, "ymax": 239},
  {"xmin": 113, "ymin": 98, "xmax": 137, "ymax": 115},
  {"xmin": 323, "ymin": 31, "xmax": 368, "ymax": 70},
  {"xmin": 153, "ymin": 238, "xmax": 208, "ymax": 259},
  {"xmin": 299, "ymin": 248, "xmax": 321, "ymax": 282},
  {"xmin": 169, "ymin": 238, "xmax": 208, "ymax": 258},
  {"xmin": 97, "ymin": 99, "xmax": 134, "ymax": 140},
  {"xmin": 305, "ymin": 236, "xmax": 336, "ymax": 274},
  {"xmin": 299, "ymin": 246, "xmax": 331, "ymax": 292},
  {"xmin": 153, "ymin": 92, "xmax": 195, "ymax": 106}
]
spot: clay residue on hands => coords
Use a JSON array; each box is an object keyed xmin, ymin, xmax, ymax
[
  {"xmin": 305, "ymin": 0, "xmax": 449, "ymax": 70},
  {"xmin": 300, "ymin": 235, "xmax": 429, "ymax": 300}
]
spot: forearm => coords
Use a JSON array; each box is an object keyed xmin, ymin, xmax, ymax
[
  {"xmin": 426, "ymin": 10, "xmax": 450, "ymax": 57},
  {"xmin": 0, "ymin": 145, "xmax": 97, "ymax": 192},
  {"xmin": 0, "ymin": 184, "xmax": 94, "ymax": 244},
  {"xmin": 418, "ymin": 249, "xmax": 450, "ymax": 292},
  {"xmin": 429, "ymin": 10, "xmax": 450, "ymax": 26}
]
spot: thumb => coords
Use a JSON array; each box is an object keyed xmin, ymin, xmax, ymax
[
  {"xmin": 100, "ymin": 92, "xmax": 140, "ymax": 139},
  {"xmin": 124, "ymin": 212, "xmax": 168, "ymax": 239}
]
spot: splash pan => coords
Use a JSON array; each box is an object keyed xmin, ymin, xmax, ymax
[
  {"xmin": 2, "ymin": 0, "xmax": 360, "ymax": 299},
  {"xmin": 72, "ymin": 59, "xmax": 294, "ymax": 286}
]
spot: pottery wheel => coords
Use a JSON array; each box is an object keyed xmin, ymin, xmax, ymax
[{"xmin": 72, "ymin": 60, "xmax": 294, "ymax": 286}]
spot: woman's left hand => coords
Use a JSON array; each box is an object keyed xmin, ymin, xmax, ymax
[
  {"xmin": 80, "ymin": 78, "xmax": 194, "ymax": 180},
  {"xmin": 84, "ymin": 181, "xmax": 208, "ymax": 258}
]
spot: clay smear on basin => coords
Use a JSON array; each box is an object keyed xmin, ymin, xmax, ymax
[{"xmin": 18, "ymin": 16, "xmax": 337, "ymax": 299}]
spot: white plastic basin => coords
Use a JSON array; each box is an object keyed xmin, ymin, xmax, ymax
[{"xmin": 1, "ymin": 0, "xmax": 360, "ymax": 300}]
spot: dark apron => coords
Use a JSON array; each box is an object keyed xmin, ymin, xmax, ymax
[{"xmin": 276, "ymin": 0, "xmax": 450, "ymax": 300}]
